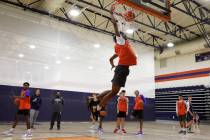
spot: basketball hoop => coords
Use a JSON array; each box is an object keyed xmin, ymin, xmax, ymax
[{"xmin": 111, "ymin": 2, "xmax": 137, "ymax": 33}]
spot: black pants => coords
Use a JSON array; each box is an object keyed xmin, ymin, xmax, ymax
[{"xmin": 50, "ymin": 112, "xmax": 61, "ymax": 129}]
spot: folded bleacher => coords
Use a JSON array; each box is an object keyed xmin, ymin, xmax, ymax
[{"xmin": 155, "ymin": 85, "xmax": 210, "ymax": 121}]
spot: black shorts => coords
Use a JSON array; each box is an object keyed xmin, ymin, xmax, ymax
[
  {"xmin": 178, "ymin": 115, "xmax": 186, "ymax": 122},
  {"xmin": 91, "ymin": 111, "xmax": 99, "ymax": 121},
  {"xmin": 17, "ymin": 109, "xmax": 30, "ymax": 116},
  {"xmin": 117, "ymin": 111, "xmax": 127, "ymax": 118},
  {"xmin": 112, "ymin": 65, "xmax": 130, "ymax": 87},
  {"xmin": 187, "ymin": 113, "xmax": 193, "ymax": 122},
  {"xmin": 132, "ymin": 110, "xmax": 143, "ymax": 119}
]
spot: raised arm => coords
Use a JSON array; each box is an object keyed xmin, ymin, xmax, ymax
[{"xmin": 110, "ymin": 8, "xmax": 120, "ymax": 37}]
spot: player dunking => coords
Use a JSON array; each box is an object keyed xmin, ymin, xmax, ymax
[{"xmin": 97, "ymin": 6, "xmax": 137, "ymax": 129}]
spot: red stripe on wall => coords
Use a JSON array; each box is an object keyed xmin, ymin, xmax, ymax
[
  {"xmin": 155, "ymin": 74, "xmax": 209, "ymax": 82},
  {"xmin": 156, "ymin": 67, "xmax": 210, "ymax": 78}
]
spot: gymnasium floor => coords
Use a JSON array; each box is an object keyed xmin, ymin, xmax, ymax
[{"xmin": 0, "ymin": 121, "xmax": 209, "ymax": 140}]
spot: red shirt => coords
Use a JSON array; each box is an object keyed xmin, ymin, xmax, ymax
[
  {"xmin": 118, "ymin": 96, "xmax": 128, "ymax": 112},
  {"xmin": 19, "ymin": 89, "xmax": 31, "ymax": 110},
  {"xmin": 115, "ymin": 40, "xmax": 137, "ymax": 66},
  {"xmin": 134, "ymin": 96, "xmax": 144, "ymax": 110},
  {"xmin": 177, "ymin": 100, "xmax": 186, "ymax": 116}
]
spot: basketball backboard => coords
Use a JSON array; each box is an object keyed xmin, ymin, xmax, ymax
[{"xmin": 116, "ymin": 0, "xmax": 171, "ymax": 21}]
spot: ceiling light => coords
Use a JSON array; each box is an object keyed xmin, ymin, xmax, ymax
[
  {"xmin": 88, "ymin": 66, "xmax": 93, "ymax": 70},
  {"xmin": 167, "ymin": 42, "xmax": 174, "ymax": 48},
  {"xmin": 18, "ymin": 54, "xmax": 24, "ymax": 58},
  {"xmin": 65, "ymin": 56, "xmax": 71, "ymax": 60},
  {"xmin": 69, "ymin": 7, "xmax": 80, "ymax": 17},
  {"xmin": 56, "ymin": 60, "xmax": 61, "ymax": 64},
  {"xmin": 126, "ymin": 28, "xmax": 134, "ymax": 34},
  {"xmin": 44, "ymin": 66, "xmax": 49, "ymax": 69},
  {"xmin": 94, "ymin": 44, "xmax": 100, "ymax": 48},
  {"xmin": 29, "ymin": 44, "xmax": 36, "ymax": 49}
]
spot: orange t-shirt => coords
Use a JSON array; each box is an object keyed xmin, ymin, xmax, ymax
[
  {"xmin": 177, "ymin": 100, "xmax": 186, "ymax": 116},
  {"xmin": 118, "ymin": 96, "xmax": 128, "ymax": 112},
  {"xmin": 19, "ymin": 89, "xmax": 31, "ymax": 110},
  {"xmin": 134, "ymin": 96, "xmax": 144, "ymax": 110},
  {"xmin": 115, "ymin": 40, "xmax": 137, "ymax": 66}
]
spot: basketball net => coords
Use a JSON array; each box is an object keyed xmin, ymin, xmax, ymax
[{"xmin": 111, "ymin": 2, "xmax": 136, "ymax": 33}]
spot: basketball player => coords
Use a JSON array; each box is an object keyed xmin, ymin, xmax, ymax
[
  {"xmin": 132, "ymin": 90, "xmax": 144, "ymax": 135},
  {"xmin": 97, "ymin": 4, "xmax": 137, "ymax": 119},
  {"xmin": 176, "ymin": 94, "xmax": 187, "ymax": 135},
  {"xmin": 114, "ymin": 90, "xmax": 129, "ymax": 134},
  {"xmin": 88, "ymin": 93, "xmax": 100, "ymax": 129},
  {"xmin": 186, "ymin": 96, "xmax": 194, "ymax": 133},
  {"xmin": 2, "ymin": 82, "xmax": 32, "ymax": 137}
]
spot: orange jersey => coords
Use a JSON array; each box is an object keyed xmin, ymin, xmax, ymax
[
  {"xmin": 19, "ymin": 89, "xmax": 31, "ymax": 110},
  {"xmin": 134, "ymin": 96, "xmax": 144, "ymax": 110},
  {"xmin": 177, "ymin": 100, "xmax": 186, "ymax": 116},
  {"xmin": 115, "ymin": 40, "xmax": 137, "ymax": 66},
  {"xmin": 118, "ymin": 96, "xmax": 128, "ymax": 112}
]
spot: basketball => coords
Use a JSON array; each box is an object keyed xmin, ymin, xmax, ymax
[
  {"xmin": 14, "ymin": 98, "xmax": 20, "ymax": 106},
  {"xmin": 100, "ymin": 111, "xmax": 107, "ymax": 117},
  {"xmin": 123, "ymin": 10, "xmax": 135, "ymax": 22}
]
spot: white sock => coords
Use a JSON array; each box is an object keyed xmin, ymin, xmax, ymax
[{"xmin": 9, "ymin": 128, "xmax": 14, "ymax": 132}]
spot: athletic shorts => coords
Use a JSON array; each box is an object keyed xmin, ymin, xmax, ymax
[
  {"xmin": 187, "ymin": 113, "xmax": 193, "ymax": 122},
  {"xmin": 17, "ymin": 109, "xmax": 30, "ymax": 116},
  {"xmin": 132, "ymin": 110, "xmax": 143, "ymax": 119},
  {"xmin": 117, "ymin": 111, "xmax": 127, "ymax": 118},
  {"xmin": 178, "ymin": 115, "xmax": 186, "ymax": 122},
  {"xmin": 91, "ymin": 111, "xmax": 99, "ymax": 121},
  {"xmin": 111, "ymin": 65, "xmax": 130, "ymax": 87}
]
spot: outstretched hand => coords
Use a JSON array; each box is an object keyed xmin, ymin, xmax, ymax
[{"xmin": 111, "ymin": 65, "xmax": 116, "ymax": 71}]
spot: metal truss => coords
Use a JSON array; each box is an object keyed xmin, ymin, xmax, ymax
[
  {"xmin": 0, "ymin": 0, "xmax": 207, "ymax": 49},
  {"xmin": 172, "ymin": 0, "xmax": 210, "ymax": 47},
  {"xmin": 172, "ymin": 0, "xmax": 210, "ymax": 26},
  {"xmin": 72, "ymin": 0, "xmax": 201, "ymax": 41}
]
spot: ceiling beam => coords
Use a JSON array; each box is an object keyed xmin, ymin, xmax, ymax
[
  {"xmin": 0, "ymin": 0, "xmax": 160, "ymax": 48},
  {"xmin": 72, "ymin": 0, "xmax": 200, "ymax": 40}
]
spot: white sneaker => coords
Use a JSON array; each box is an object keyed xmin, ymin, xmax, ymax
[
  {"xmin": 22, "ymin": 132, "xmax": 32, "ymax": 138},
  {"xmin": 90, "ymin": 125, "xmax": 95, "ymax": 129},
  {"xmin": 2, "ymin": 130, "xmax": 14, "ymax": 136}
]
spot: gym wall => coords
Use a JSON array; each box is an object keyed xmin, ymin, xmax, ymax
[
  {"xmin": 0, "ymin": 4, "xmax": 156, "ymax": 121},
  {"xmin": 155, "ymin": 41, "xmax": 210, "ymax": 88},
  {"xmin": 0, "ymin": 4, "xmax": 155, "ymax": 98},
  {"xmin": 0, "ymin": 85, "xmax": 155, "ymax": 122}
]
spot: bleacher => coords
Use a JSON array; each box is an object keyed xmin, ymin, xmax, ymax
[{"xmin": 155, "ymin": 85, "xmax": 210, "ymax": 121}]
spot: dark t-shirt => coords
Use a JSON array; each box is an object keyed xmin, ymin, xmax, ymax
[{"xmin": 31, "ymin": 95, "xmax": 42, "ymax": 110}]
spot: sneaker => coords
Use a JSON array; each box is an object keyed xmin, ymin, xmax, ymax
[
  {"xmin": 90, "ymin": 125, "xmax": 96, "ymax": 129},
  {"xmin": 121, "ymin": 128, "xmax": 127, "ymax": 133},
  {"xmin": 183, "ymin": 130, "xmax": 186, "ymax": 135},
  {"xmin": 49, "ymin": 127, "xmax": 53, "ymax": 130},
  {"xmin": 98, "ymin": 128, "xmax": 104, "ymax": 135},
  {"xmin": 22, "ymin": 132, "xmax": 32, "ymax": 137},
  {"xmin": 2, "ymin": 130, "xmax": 14, "ymax": 136},
  {"xmin": 136, "ymin": 131, "xmax": 143, "ymax": 135},
  {"xmin": 114, "ymin": 128, "xmax": 119, "ymax": 133},
  {"xmin": 178, "ymin": 130, "xmax": 183, "ymax": 134}
]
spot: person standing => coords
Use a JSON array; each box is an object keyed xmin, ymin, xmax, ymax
[
  {"xmin": 186, "ymin": 96, "xmax": 194, "ymax": 133},
  {"xmin": 30, "ymin": 89, "xmax": 42, "ymax": 129},
  {"xmin": 3, "ymin": 82, "xmax": 32, "ymax": 137},
  {"xmin": 50, "ymin": 92, "xmax": 64, "ymax": 130},
  {"xmin": 132, "ymin": 90, "xmax": 144, "ymax": 135},
  {"xmin": 114, "ymin": 90, "xmax": 129, "ymax": 134},
  {"xmin": 176, "ymin": 95, "xmax": 187, "ymax": 135}
]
